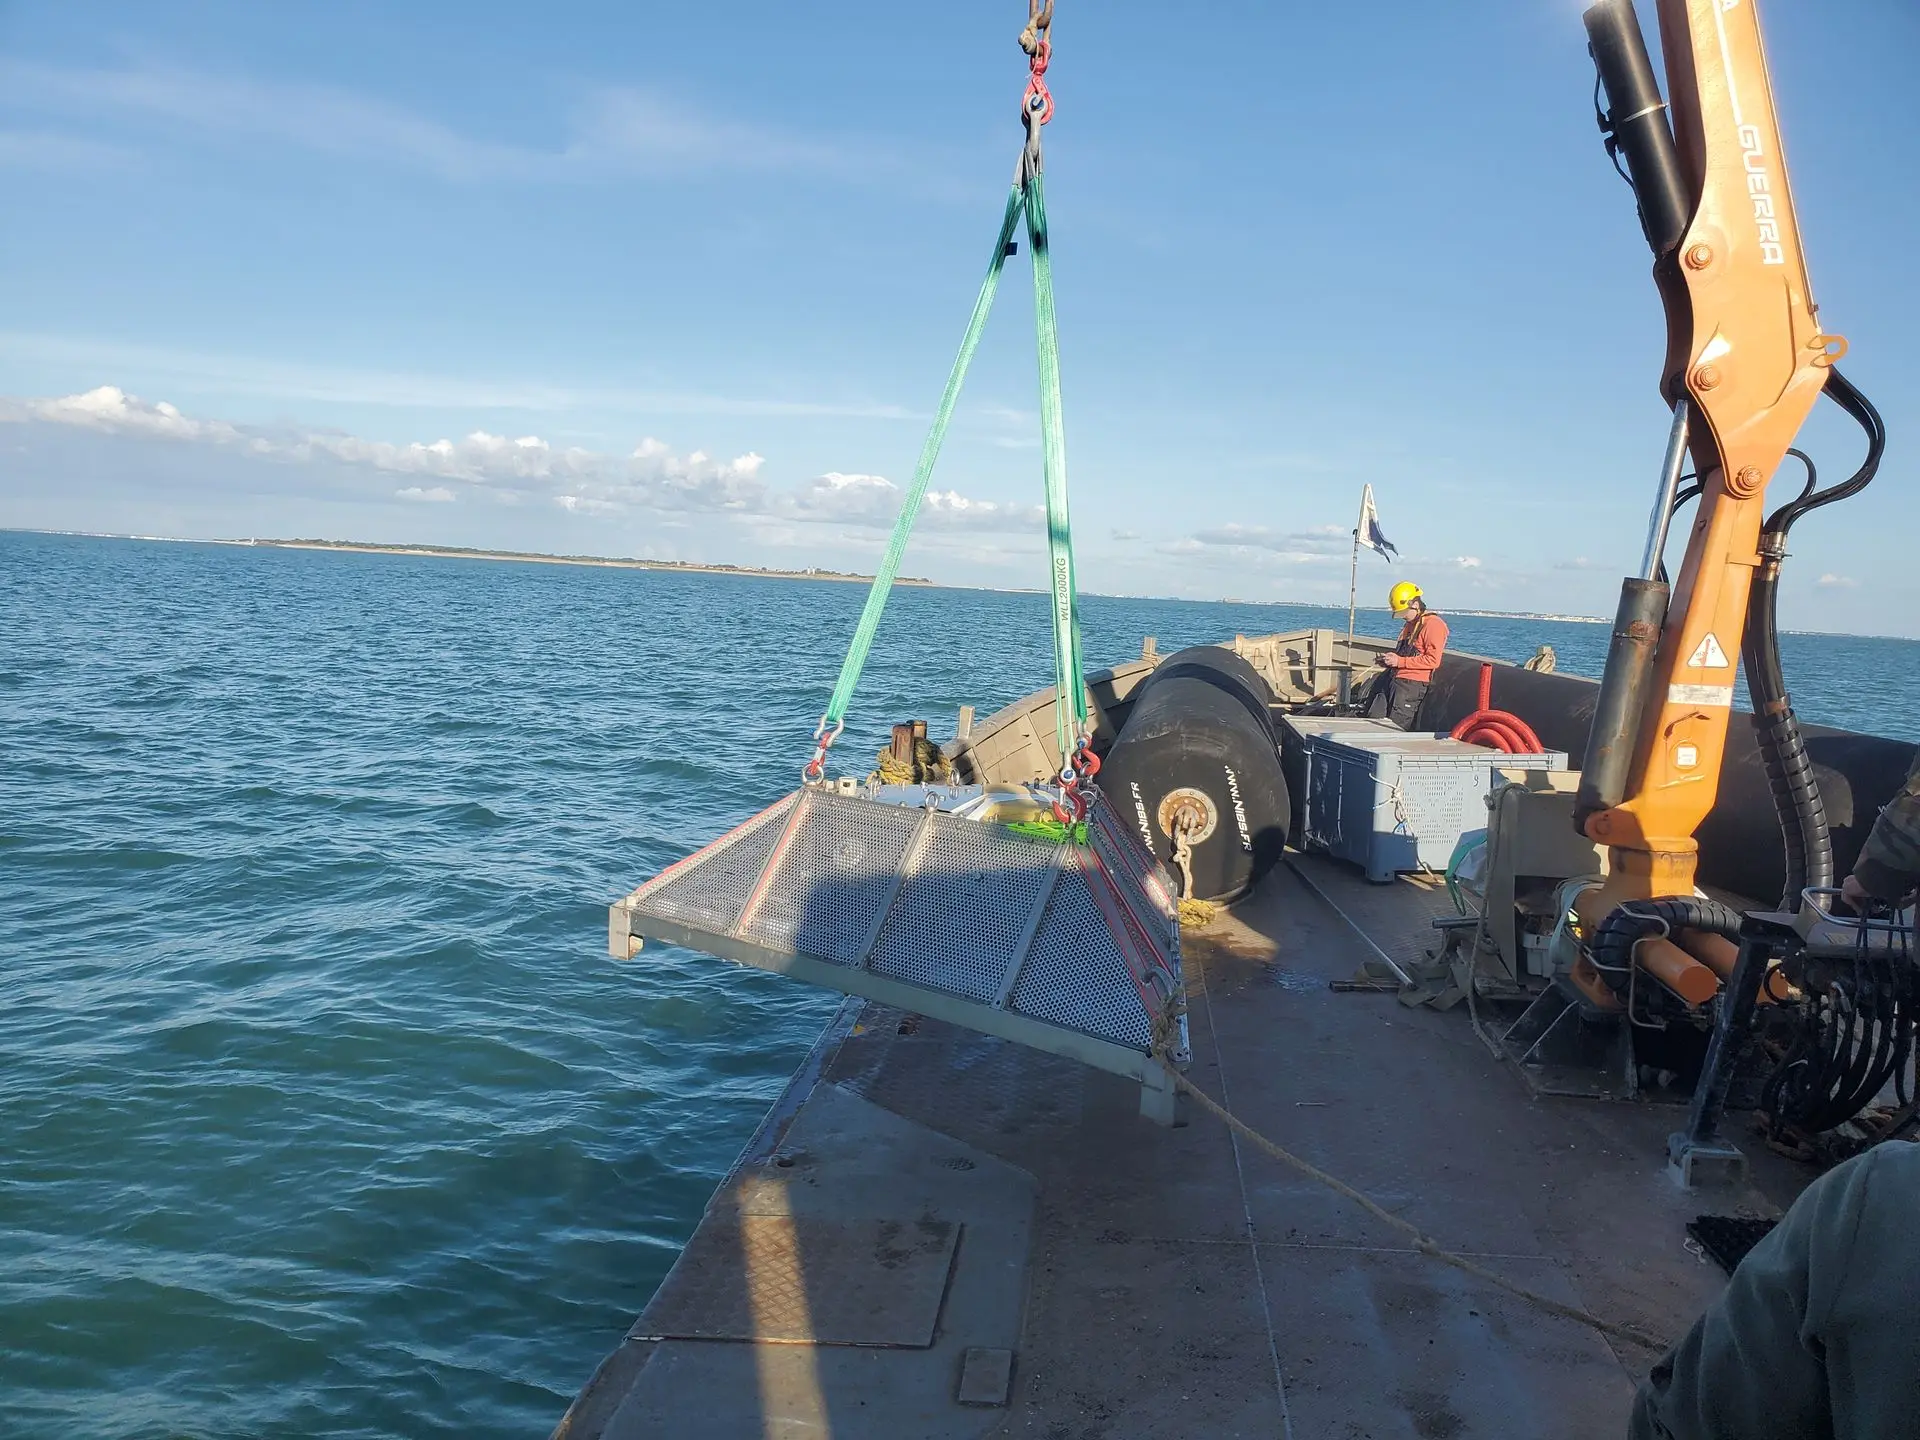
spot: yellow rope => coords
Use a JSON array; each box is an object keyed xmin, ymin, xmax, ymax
[
  {"xmin": 1160, "ymin": 1057, "xmax": 1666, "ymax": 1352},
  {"xmin": 1179, "ymin": 897, "xmax": 1220, "ymax": 928},
  {"xmin": 872, "ymin": 737, "xmax": 953, "ymax": 786}
]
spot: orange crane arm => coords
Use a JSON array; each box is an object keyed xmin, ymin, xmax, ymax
[
  {"xmin": 1567, "ymin": 0, "xmax": 1859, "ymax": 1007},
  {"xmin": 1578, "ymin": 0, "xmax": 1841, "ymax": 894}
]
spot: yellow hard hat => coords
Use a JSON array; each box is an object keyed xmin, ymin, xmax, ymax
[{"xmin": 1389, "ymin": 581, "xmax": 1423, "ymax": 612}]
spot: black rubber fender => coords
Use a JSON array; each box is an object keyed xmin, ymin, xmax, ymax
[{"xmin": 1099, "ymin": 647, "xmax": 1289, "ymax": 903}]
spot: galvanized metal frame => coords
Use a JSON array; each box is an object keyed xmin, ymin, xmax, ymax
[
  {"xmin": 731, "ymin": 789, "xmax": 816, "ymax": 938},
  {"xmin": 611, "ymin": 786, "xmax": 1187, "ymax": 1123},
  {"xmin": 850, "ymin": 801, "xmax": 942, "ymax": 970},
  {"xmin": 994, "ymin": 840, "xmax": 1071, "ymax": 1007},
  {"xmin": 626, "ymin": 792, "xmax": 798, "ymax": 909},
  {"xmin": 621, "ymin": 907, "xmax": 1159, "ymax": 1084}
]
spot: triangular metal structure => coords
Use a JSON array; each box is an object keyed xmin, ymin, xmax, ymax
[{"xmin": 610, "ymin": 784, "xmax": 1187, "ymax": 1099}]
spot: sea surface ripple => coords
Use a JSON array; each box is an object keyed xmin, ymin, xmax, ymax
[{"xmin": 2, "ymin": 531, "xmax": 1913, "ymax": 1438}]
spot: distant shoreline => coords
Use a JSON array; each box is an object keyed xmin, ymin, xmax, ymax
[
  {"xmin": 1444, "ymin": 608, "xmax": 1606, "ymax": 624},
  {"xmin": 204, "ymin": 537, "xmax": 937, "ymax": 586},
  {"xmin": 5, "ymin": 532, "xmax": 1889, "ymax": 637}
]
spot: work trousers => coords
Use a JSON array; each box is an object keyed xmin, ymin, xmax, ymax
[{"xmin": 1366, "ymin": 675, "xmax": 1428, "ymax": 731}]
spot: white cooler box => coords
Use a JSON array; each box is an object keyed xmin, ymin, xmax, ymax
[{"xmin": 1294, "ymin": 721, "xmax": 1567, "ymax": 883}]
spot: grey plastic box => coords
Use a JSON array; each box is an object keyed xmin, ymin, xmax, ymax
[{"xmin": 1296, "ymin": 726, "xmax": 1567, "ymax": 882}]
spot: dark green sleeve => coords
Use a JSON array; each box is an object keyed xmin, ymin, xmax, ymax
[
  {"xmin": 1628, "ymin": 1152, "xmax": 1874, "ymax": 1440},
  {"xmin": 1853, "ymin": 752, "xmax": 1920, "ymax": 901}
]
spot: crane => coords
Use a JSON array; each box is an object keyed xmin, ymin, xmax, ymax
[{"xmin": 1562, "ymin": 0, "xmax": 1884, "ymax": 1015}]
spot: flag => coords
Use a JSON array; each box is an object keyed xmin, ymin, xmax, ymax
[{"xmin": 1357, "ymin": 484, "xmax": 1398, "ymax": 561}]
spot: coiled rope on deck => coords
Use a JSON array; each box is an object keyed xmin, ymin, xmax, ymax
[
  {"xmin": 871, "ymin": 737, "xmax": 953, "ymax": 786},
  {"xmin": 1169, "ymin": 812, "xmax": 1220, "ymax": 928}
]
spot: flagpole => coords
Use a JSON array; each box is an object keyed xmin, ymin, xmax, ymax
[
  {"xmin": 1346, "ymin": 526, "xmax": 1359, "ymax": 654},
  {"xmin": 1346, "ymin": 487, "xmax": 1364, "ymax": 701}
]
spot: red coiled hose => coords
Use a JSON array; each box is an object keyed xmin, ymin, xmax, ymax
[{"xmin": 1449, "ymin": 662, "xmax": 1543, "ymax": 754}]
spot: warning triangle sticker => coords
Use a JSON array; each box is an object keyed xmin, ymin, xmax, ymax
[{"xmin": 1686, "ymin": 633, "xmax": 1731, "ymax": 669}]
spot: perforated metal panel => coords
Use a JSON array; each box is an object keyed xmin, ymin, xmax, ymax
[
  {"xmin": 1010, "ymin": 867, "xmax": 1155, "ymax": 1050},
  {"xmin": 869, "ymin": 814, "xmax": 1057, "ymax": 1002},
  {"xmin": 611, "ymin": 785, "xmax": 1183, "ymax": 1076},
  {"xmin": 632, "ymin": 794, "xmax": 799, "ymax": 932},
  {"xmin": 741, "ymin": 791, "xmax": 923, "ymax": 965}
]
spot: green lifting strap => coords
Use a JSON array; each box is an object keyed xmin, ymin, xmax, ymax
[
  {"xmin": 818, "ymin": 186, "xmax": 1026, "ymax": 738},
  {"xmin": 1023, "ymin": 168, "xmax": 1089, "ymax": 763},
  {"xmin": 816, "ymin": 152, "xmax": 1086, "ymax": 773}
]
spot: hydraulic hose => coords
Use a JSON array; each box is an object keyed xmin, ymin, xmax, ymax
[
  {"xmin": 1763, "ymin": 934, "xmax": 1918, "ymax": 1137},
  {"xmin": 1582, "ymin": 898, "xmax": 1751, "ymax": 998},
  {"xmin": 1745, "ymin": 449, "xmax": 1829, "ymax": 908},
  {"xmin": 1742, "ymin": 372, "xmax": 1885, "ymax": 911},
  {"xmin": 1588, "ymin": 895, "xmax": 1744, "ymax": 998}
]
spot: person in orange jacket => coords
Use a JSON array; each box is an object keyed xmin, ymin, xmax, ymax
[{"xmin": 1367, "ymin": 581, "xmax": 1448, "ymax": 730}]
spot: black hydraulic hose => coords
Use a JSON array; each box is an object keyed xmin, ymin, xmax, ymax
[
  {"xmin": 1769, "ymin": 985, "xmax": 1864, "ymax": 1135},
  {"xmin": 1744, "ymin": 449, "xmax": 1830, "ymax": 907},
  {"xmin": 1762, "ymin": 1008, "xmax": 1821, "ymax": 1133},
  {"xmin": 1742, "ymin": 367, "xmax": 1886, "ymax": 911},
  {"xmin": 1652, "ymin": 474, "xmax": 1700, "ymax": 587},
  {"xmin": 1856, "ymin": 956, "xmax": 1908, "ymax": 1116},
  {"xmin": 1895, "ymin": 944, "xmax": 1918, "ymax": 1108},
  {"xmin": 1588, "ymin": 895, "xmax": 1743, "ymax": 996},
  {"xmin": 1767, "ymin": 368, "xmax": 1886, "ymax": 533},
  {"xmin": 1827, "ymin": 954, "xmax": 1887, "ymax": 1125},
  {"xmin": 1763, "ymin": 926, "xmax": 1920, "ymax": 1137}
]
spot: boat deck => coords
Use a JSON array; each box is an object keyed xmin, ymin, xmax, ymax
[{"xmin": 555, "ymin": 854, "xmax": 1811, "ymax": 1440}]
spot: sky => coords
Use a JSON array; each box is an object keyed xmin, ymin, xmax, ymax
[{"xmin": 0, "ymin": 1, "xmax": 1913, "ymax": 630}]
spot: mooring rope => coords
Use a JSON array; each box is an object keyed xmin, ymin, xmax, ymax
[{"xmin": 1155, "ymin": 1048, "xmax": 1666, "ymax": 1352}]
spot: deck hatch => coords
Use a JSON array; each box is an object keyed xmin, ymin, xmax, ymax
[{"xmin": 635, "ymin": 1214, "xmax": 962, "ymax": 1347}]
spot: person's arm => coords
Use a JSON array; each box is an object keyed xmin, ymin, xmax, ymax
[
  {"xmin": 1415, "ymin": 616, "xmax": 1448, "ymax": 673},
  {"xmin": 1845, "ymin": 755, "xmax": 1920, "ymax": 904},
  {"xmin": 1381, "ymin": 624, "xmax": 1407, "ymax": 668},
  {"xmin": 1629, "ymin": 1148, "xmax": 1880, "ymax": 1440}
]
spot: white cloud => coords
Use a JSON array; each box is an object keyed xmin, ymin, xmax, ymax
[
  {"xmin": 1817, "ymin": 573, "xmax": 1859, "ymax": 590},
  {"xmin": 2, "ymin": 386, "xmax": 1038, "ymax": 534},
  {"xmin": 1111, "ymin": 528, "xmax": 1142, "ymax": 542},
  {"xmin": 1184, "ymin": 522, "xmax": 1350, "ymax": 564},
  {"xmin": 763, "ymin": 471, "xmax": 1043, "ymax": 531},
  {"xmin": 0, "ymin": 61, "xmax": 922, "ymax": 190},
  {"xmin": 0, "ymin": 330, "xmax": 916, "ymax": 420},
  {"xmin": 1454, "ymin": 555, "xmax": 1482, "ymax": 569},
  {"xmin": 1153, "ymin": 537, "xmax": 1207, "ymax": 557},
  {"xmin": 554, "ymin": 494, "xmax": 619, "ymax": 516},
  {"xmin": 0, "ymin": 129, "xmax": 134, "ymax": 170},
  {"xmin": 1554, "ymin": 556, "xmax": 1598, "ymax": 571},
  {"xmin": 17, "ymin": 385, "xmax": 243, "ymax": 443}
]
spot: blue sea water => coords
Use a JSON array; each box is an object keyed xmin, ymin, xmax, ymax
[{"xmin": 2, "ymin": 529, "xmax": 1914, "ymax": 1438}]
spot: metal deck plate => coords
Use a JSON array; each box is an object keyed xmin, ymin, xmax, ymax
[
  {"xmin": 1687, "ymin": 1214, "xmax": 1778, "ymax": 1274},
  {"xmin": 634, "ymin": 1214, "xmax": 961, "ymax": 1347}
]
